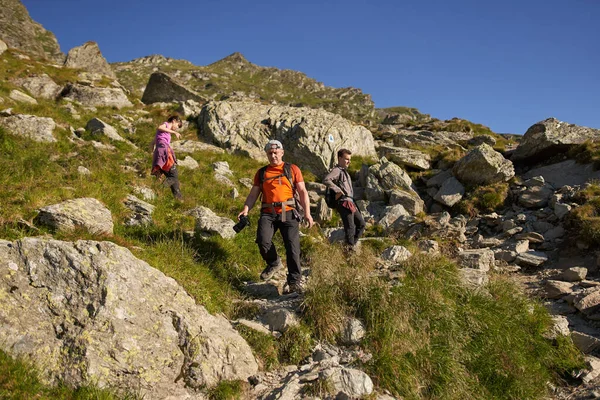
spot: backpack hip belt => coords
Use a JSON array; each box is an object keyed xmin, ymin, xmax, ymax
[{"xmin": 261, "ymin": 199, "xmax": 296, "ymax": 221}]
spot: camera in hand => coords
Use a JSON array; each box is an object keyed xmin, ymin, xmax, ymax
[{"xmin": 233, "ymin": 215, "xmax": 250, "ymax": 233}]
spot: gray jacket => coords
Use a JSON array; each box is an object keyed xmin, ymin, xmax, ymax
[{"xmin": 323, "ymin": 166, "xmax": 353, "ymax": 198}]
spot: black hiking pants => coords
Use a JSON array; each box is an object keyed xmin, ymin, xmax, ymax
[
  {"xmin": 337, "ymin": 203, "xmax": 366, "ymax": 246},
  {"xmin": 256, "ymin": 210, "xmax": 302, "ymax": 285}
]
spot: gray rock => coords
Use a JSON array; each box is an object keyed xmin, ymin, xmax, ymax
[
  {"xmin": 459, "ymin": 268, "xmax": 488, "ymax": 289},
  {"xmin": 9, "ymin": 89, "xmax": 37, "ymax": 104},
  {"xmin": 199, "ymin": 100, "xmax": 376, "ymax": 178},
  {"xmin": 142, "ymin": 72, "xmax": 206, "ymax": 104},
  {"xmin": 365, "ymin": 174, "xmax": 386, "ymax": 202},
  {"xmin": 77, "ymin": 166, "xmax": 91, "ymax": 175},
  {"xmin": 176, "ymin": 99, "xmax": 204, "ymax": 117},
  {"xmin": 582, "ymin": 356, "xmax": 600, "ymax": 384},
  {"xmin": 36, "ymin": 197, "xmax": 113, "ymax": 235},
  {"xmin": 0, "ymin": 39, "xmax": 7, "ymax": 55},
  {"xmin": 512, "ymin": 118, "xmax": 600, "ymax": 162},
  {"xmin": 0, "ymin": 114, "xmax": 56, "ymax": 142},
  {"xmin": 64, "ymin": 41, "xmax": 116, "ymax": 79},
  {"xmin": 453, "ymin": 144, "xmax": 514, "ymax": 185},
  {"xmin": 261, "ymin": 308, "xmax": 299, "ymax": 332},
  {"xmin": 123, "ymin": 195, "xmax": 154, "ymax": 227},
  {"xmin": 554, "ymin": 203, "xmax": 572, "ymax": 219},
  {"xmin": 86, "ymin": 118, "xmax": 125, "ymax": 141},
  {"xmin": 0, "ymin": 238, "xmax": 258, "ymax": 395},
  {"xmin": 377, "ymin": 145, "xmax": 431, "ymax": 170},
  {"xmin": 515, "ymin": 232, "xmax": 545, "ymax": 243},
  {"xmin": 458, "ymin": 249, "xmax": 495, "ymax": 272},
  {"xmin": 518, "ymin": 185, "xmax": 554, "ymax": 208},
  {"xmin": 434, "ymin": 176, "xmax": 464, "ymax": 207},
  {"xmin": 574, "ymin": 289, "xmax": 600, "ymax": 315},
  {"xmin": 544, "ymin": 280, "xmax": 575, "ymax": 299},
  {"xmin": 388, "ymin": 189, "xmax": 424, "ymax": 215},
  {"xmin": 171, "ymin": 139, "xmax": 225, "ymax": 154},
  {"xmin": 571, "ymin": 331, "xmax": 600, "ymax": 354},
  {"xmin": 187, "ymin": 206, "xmax": 236, "ymax": 239},
  {"xmin": 321, "ymin": 367, "xmax": 373, "ymax": 399},
  {"xmin": 524, "ymin": 159, "xmax": 600, "ymax": 188},
  {"xmin": 370, "ymin": 158, "xmax": 414, "ymax": 192},
  {"xmin": 516, "ymin": 251, "xmax": 548, "ymax": 267},
  {"xmin": 341, "ymin": 318, "xmax": 366, "ymax": 345},
  {"xmin": 377, "ymin": 205, "xmax": 410, "ymax": 231},
  {"xmin": 544, "ymin": 316, "xmax": 570, "ymax": 339},
  {"xmin": 381, "ymin": 245, "xmax": 412, "ymax": 264},
  {"xmin": 178, "ymin": 156, "xmax": 199, "ymax": 169},
  {"xmin": 426, "ymin": 169, "xmax": 453, "ymax": 188},
  {"xmin": 60, "ymin": 83, "xmax": 132, "ymax": 109},
  {"xmin": 468, "ymin": 134, "xmax": 496, "ymax": 147},
  {"xmin": 17, "ymin": 74, "xmax": 62, "ymax": 99},
  {"xmin": 560, "ymin": 267, "xmax": 588, "ymax": 282},
  {"xmin": 133, "ymin": 186, "xmax": 156, "ymax": 201}
]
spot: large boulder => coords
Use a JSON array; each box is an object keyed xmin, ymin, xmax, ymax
[
  {"xmin": 60, "ymin": 83, "xmax": 133, "ymax": 109},
  {"xmin": 0, "ymin": 114, "xmax": 56, "ymax": 142},
  {"xmin": 377, "ymin": 144, "xmax": 431, "ymax": 170},
  {"xmin": 0, "ymin": 0, "xmax": 65, "ymax": 62},
  {"xmin": 524, "ymin": 160, "xmax": 600, "ymax": 188},
  {"xmin": 453, "ymin": 144, "xmax": 514, "ymax": 185},
  {"xmin": 64, "ymin": 41, "xmax": 116, "ymax": 79},
  {"xmin": 0, "ymin": 237, "xmax": 258, "ymax": 397},
  {"xmin": 368, "ymin": 157, "xmax": 414, "ymax": 192},
  {"xmin": 86, "ymin": 118, "xmax": 125, "ymax": 141},
  {"xmin": 187, "ymin": 206, "xmax": 236, "ymax": 239},
  {"xmin": 16, "ymin": 74, "xmax": 62, "ymax": 99},
  {"xmin": 512, "ymin": 118, "xmax": 600, "ymax": 162},
  {"xmin": 141, "ymin": 72, "xmax": 206, "ymax": 104},
  {"xmin": 35, "ymin": 197, "xmax": 114, "ymax": 235},
  {"xmin": 199, "ymin": 100, "xmax": 377, "ymax": 177}
]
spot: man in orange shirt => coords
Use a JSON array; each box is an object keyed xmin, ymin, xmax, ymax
[{"xmin": 238, "ymin": 140, "xmax": 314, "ymax": 294}]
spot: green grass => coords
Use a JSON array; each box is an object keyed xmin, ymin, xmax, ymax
[
  {"xmin": 0, "ymin": 350, "xmax": 138, "ymax": 400},
  {"xmin": 302, "ymin": 242, "xmax": 585, "ymax": 399},
  {"xmin": 567, "ymin": 181, "xmax": 600, "ymax": 247},
  {"xmin": 207, "ymin": 380, "xmax": 248, "ymax": 400}
]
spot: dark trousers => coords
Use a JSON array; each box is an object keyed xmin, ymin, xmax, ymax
[
  {"xmin": 337, "ymin": 203, "xmax": 366, "ymax": 246},
  {"xmin": 256, "ymin": 210, "xmax": 301, "ymax": 285},
  {"xmin": 161, "ymin": 166, "xmax": 182, "ymax": 200}
]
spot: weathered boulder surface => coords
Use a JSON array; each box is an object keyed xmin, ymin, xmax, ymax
[
  {"xmin": 199, "ymin": 100, "xmax": 376, "ymax": 177},
  {"xmin": 524, "ymin": 160, "xmax": 600, "ymax": 188},
  {"xmin": 86, "ymin": 118, "xmax": 125, "ymax": 141},
  {"xmin": 0, "ymin": 237, "xmax": 258, "ymax": 398},
  {"xmin": 377, "ymin": 144, "xmax": 431, "ymax": 170},
  {"xmin": 60, "ymin": 83, "xmax": 133, "ymax": 109},
  {"xmin": 141, "ymin": 72, "xmax": 206, "ymax": 104},
  {"xmin": 512, "ymin": 118, "xmax": 600, "ymax": 162},
  {"xmin": 64, "ymin": 41, "xmax": 116, "ymax": 79},
  {"xmin": 16, "ymin": 73, "xmax": 62, "ymax": 99},
  {"xmin": 453, "ymin": 144, "xmax": 514, "ymax": 185},
  {"xmin": 171, "ymin": 139, "xmax": 225, "ymax": 155},
  {"xmin": 187, "ymin": 206, "xmax": 236, "ymax": 239},
  {"xmin": 35, "ymin": 198, "xmax": 114, "ymax": 235},
  {"xmin": 0, "ymin": 0, "xmax": 65, "ymax": 62},
  {"xmin": 0, "ymin": 114, "xmax": 56, "ymax": 142}
]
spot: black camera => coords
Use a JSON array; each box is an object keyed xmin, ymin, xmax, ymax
[{"xmin": 233, "ymin": 215, "xmax": 250, "ymax": 233}]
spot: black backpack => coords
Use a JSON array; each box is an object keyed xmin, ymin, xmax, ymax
[
  {"xmin": 258, "ymin": 162, "xmax": 304, "ymax": 218},
  {"xmin": 325, "ymin": 187, "xmax": 338, "ymax": 208}
]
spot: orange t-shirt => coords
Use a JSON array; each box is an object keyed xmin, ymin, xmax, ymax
[{"xmin": 254, "ymin": 163, "xmax": 303, "ymax": 213}]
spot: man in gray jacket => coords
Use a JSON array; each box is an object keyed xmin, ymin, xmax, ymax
[{"xmin": 323, "ymin": 148, "xmax": 365, "ymax": 250}]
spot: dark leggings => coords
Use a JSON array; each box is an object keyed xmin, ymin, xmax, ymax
[{"xmin": 161, "ymin": 166, "xmax": 182, "ymax": 200}]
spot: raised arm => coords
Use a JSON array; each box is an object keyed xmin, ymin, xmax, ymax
[{"xmin": 158, "ymin": 122, "xmax": 181, "ymax": 139}]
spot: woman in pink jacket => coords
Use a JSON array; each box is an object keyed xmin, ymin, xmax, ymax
[{"xmin": 151, "ymin": 115, "xmax": 183, "ymax": 200}]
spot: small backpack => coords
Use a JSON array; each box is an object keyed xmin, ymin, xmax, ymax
[
  {"xmin": 325, "ymin": 187, "xmax": 338, "ymax": 208},
  {"xmin": 258, "ymin": 162, "xmax": 304, "ymax": 218}
]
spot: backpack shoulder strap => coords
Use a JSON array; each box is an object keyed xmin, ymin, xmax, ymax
[
  {"xmin": 283, "ymin": 162, "xmax": 294, "ymax": 190},
  {"xmin": 258, "ymin": 165, "xmax": 268, "ymax": 185}
]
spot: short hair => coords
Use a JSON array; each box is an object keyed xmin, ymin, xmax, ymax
[{"xmin": 337, "ymin": 148, "xmax": 352, "ymax": 158}]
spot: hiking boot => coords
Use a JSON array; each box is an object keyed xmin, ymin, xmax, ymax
[
  {"xmin": 284, "ymin": 279, "xmax": 306, "ymax": 294},
  {"xmin": 260, "ymin": 260, "xmax": 284, "ymax": 281}
]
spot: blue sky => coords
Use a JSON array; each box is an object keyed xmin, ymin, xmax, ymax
[{"xmin": 22, "ymin": 0, "xmax": 600, "ymax": 134}]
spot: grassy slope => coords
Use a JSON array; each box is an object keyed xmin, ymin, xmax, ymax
[{"xmin": 0, "ymin": 52, "xmax": 585, "ymax": 399}]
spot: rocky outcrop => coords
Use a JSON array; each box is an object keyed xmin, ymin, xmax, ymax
[
  {"xmin": 35, "ymin": 198, "xmax": 114, "ymax": 235},
  {"xmin": 512, "ymin": 118, "xmax": 600, "ymax": 162},
  {"xmin": 0, "ymin": 114, "xmax": 56, "ymax": 142},
  {"xmin": 0, "ymin": 237, "xmax": 258, "ymax": 398},
  {"xmin": 64, "ymin": 41, "xmax": 116, "ymax": 79},
  {"xmin": 86, "ymin": 118, "xmax": 125, "ymax": 141},
  {"xmin": 0, "ymin": 0, "xmax": 64, "ymax": 62},
  {"xmin": 453, "ymin": 144, "xmax": 514, "ymax": 185},
  {"xmin": 186, "ymin": 206, "xmax": 236, "ymax": 239},
  {"xmin": 199, "ymin": 100, "xmax": 377, "ymax": 177},
  {"xmin": 16, "ymin": 74, "xmax": 62, "ymax": 99},
  {"xmin": 60, "ymin": 83, "xmax": 133, "ymax": 109},
  {"xmin": 141, "ymin": 72, "xmax": 206, "ymax": 104},
  {"xmin": 377, "ymin": 144, "xmax": 431, "ymax": 170}
]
